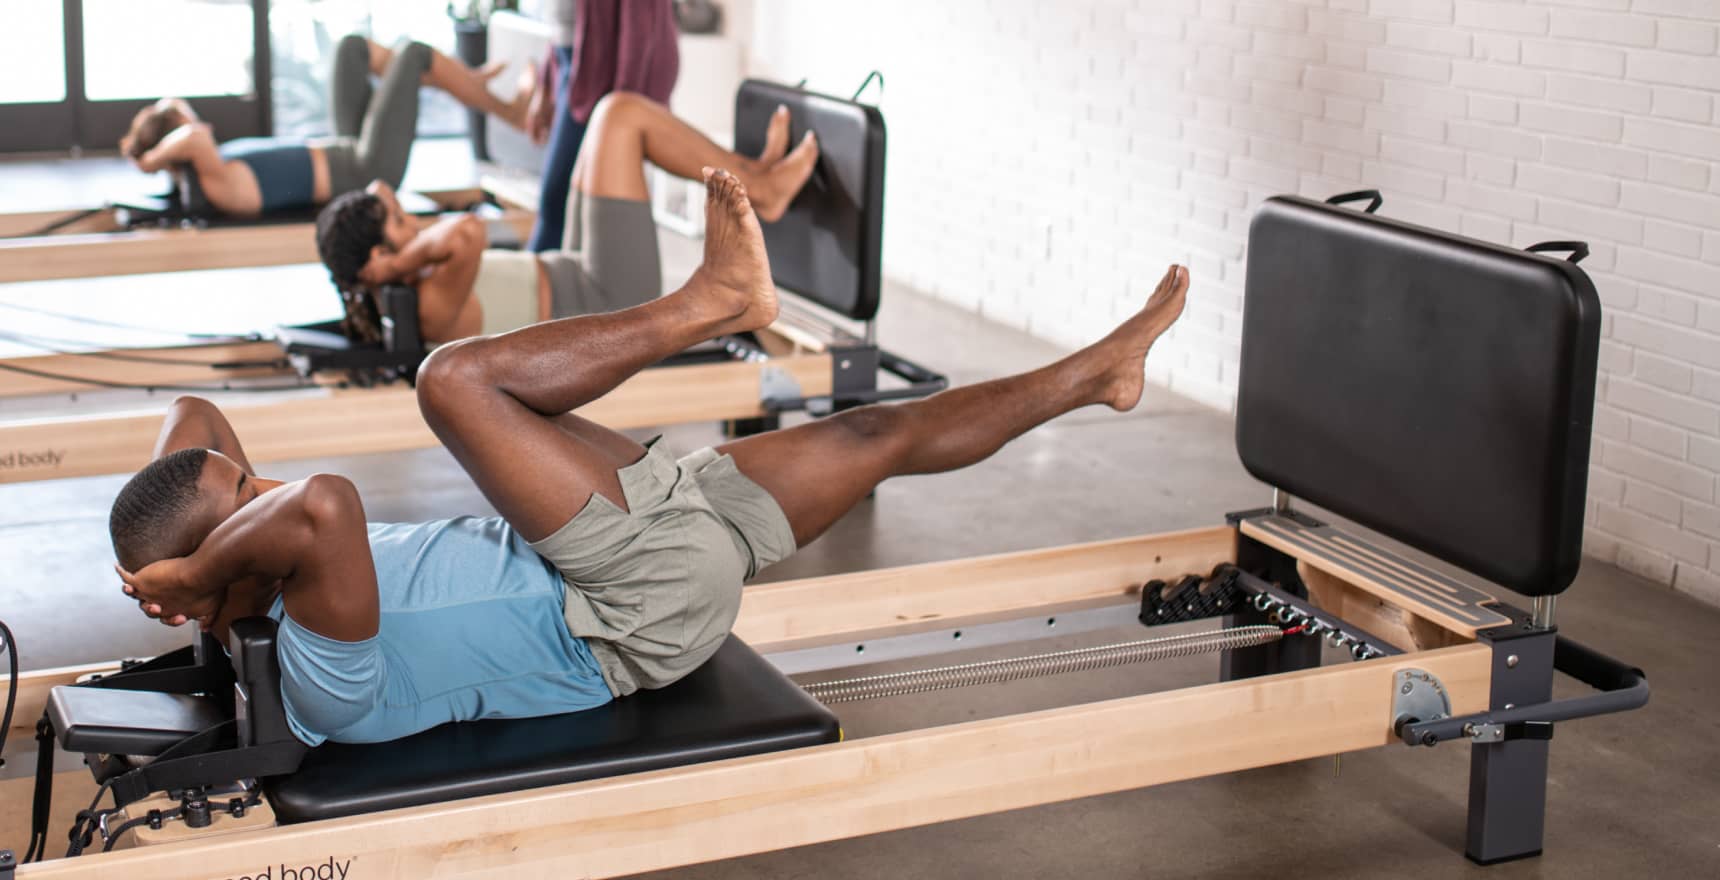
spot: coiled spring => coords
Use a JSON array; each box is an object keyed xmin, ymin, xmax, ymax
[{"xmin": 800, "ymin": 624, "xmax": 1285, "ymax": 705}]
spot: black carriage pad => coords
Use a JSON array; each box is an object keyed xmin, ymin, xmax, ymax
[
  {"xmin": 1236, "ymin": 196, "xmax": 1601, "ymax": 597},
  {"xmin": 264, "ymin": 636, "xmax": 840, "ymax": 823},
  {"xmin": 734, "ymin": 79, "xmax": 885, "ymax": 322}
]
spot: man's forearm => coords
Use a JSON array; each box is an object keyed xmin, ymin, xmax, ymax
[
  {"xmin": 184, "ymin": 479, "xmax": 323, "ymax": 589},
  {"xmin": 187, "ymin": 475, "xmax": 380, "ymax": 641}
]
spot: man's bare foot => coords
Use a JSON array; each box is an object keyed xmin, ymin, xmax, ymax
[
  {"xmin": 686, "ymin": 168, "xmax": 778, "ymax": 332},
  {"xmin": 1090, "ymin": 264, "xmax": 1189, "ymax": 411},
  {"xmin": 757, "ymin": 104, "xmax": 791, "ymax": 164},
  {"xmin": 751, "ymin": 131, "xmax": 820, "ymax": 223}
]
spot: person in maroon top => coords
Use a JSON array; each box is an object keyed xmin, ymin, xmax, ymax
[{"xmin": 525, "ymin": 0, "xmax": 681, "ymax": 251}]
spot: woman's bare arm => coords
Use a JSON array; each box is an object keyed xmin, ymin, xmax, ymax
[
  {"xmin": 403, "ymin": 214, "xmax": 488, "ymax": 340},
  {"xmin": 135, "ymin": 122, "xmax": 222, "ymax": 176}
]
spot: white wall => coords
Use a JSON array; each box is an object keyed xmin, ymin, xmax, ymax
[{"xmin": 747, "ymin": 0, "xmax": 1720, "ymax": 605}]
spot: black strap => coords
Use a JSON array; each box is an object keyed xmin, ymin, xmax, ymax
[
  {"xmin": 1525, "ymin": 240, "xmax": 1590, "ymax": 264},
  {"xmin": 852, "ymin": 70, "xmax": 885, "ymax": 102},
  {"xmin": 25, "ymin": 714, "xmax": 53, "ymax": 863},
  {"xmin": 1324, "ymin": 189, "xmax": 1384, "ymax": 213}
]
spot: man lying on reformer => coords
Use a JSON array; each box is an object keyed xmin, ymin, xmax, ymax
[
  {"xmin": 110, "ymin": 170, "xmax": 1190, "ymax": 747},
  {"xmin": 313, "ymin": 92, "xmax": 820, "ymax": 345},
  {"xmin": 118, "ymin": 35, "xmax": 527, "ymax": 218}
]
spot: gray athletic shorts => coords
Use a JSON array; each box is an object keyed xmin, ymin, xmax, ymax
[
  {"xmin": 538, "ymin": 191, "xmax": 663, "ymax": 319},
  {"xmin": 527, "ymin": 440, "xmax": 796, "ymax": 697}
]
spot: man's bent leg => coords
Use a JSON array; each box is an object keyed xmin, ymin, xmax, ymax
[
  {"xmin": 417, "ymin": 170, "xmax": 779, "ymax": 540},
  {"xmin": 719, "ymin": 266, "xmax": 1191, "ymax": 547}
]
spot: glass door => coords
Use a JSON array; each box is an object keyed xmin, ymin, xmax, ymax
[
  {"xmin": 0, "ymin": 1, "xmax": 75, "ymax": 152},
  {"xmin": 0, "ymin": 0, "xmax": 269, "ymax": 154}
]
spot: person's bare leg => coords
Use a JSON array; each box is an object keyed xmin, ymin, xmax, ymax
[
  {"xmin": 364, "ymin": 37, "xmax": 518, "ymax": 124},
  {"xmin": 719, "ymin": 265, "xmax": 1190, "ymax": 546},
  {"xmin": 415, "ymin": 169, "xmax": 777, "ymax": 540},
  {"xmin": 574, "ymin": 92, "xmax": 817, "ymax": 221}
]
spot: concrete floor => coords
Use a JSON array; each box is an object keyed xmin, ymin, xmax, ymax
[{"xmin": 1, "ymin": 174, "xmax": 1717, "ymax": 878}]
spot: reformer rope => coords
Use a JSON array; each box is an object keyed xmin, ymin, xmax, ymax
[
  {"xmin": 0, "ymin": 358, "xmax": 320, "ymax": 394},
  {"xmin": 800, "ymin": 625, "xmax": 1287, "ymax": 705},
  {"xmin": 0, "ymin": 299, "xmax": 257, "ymax": 339},
  {"xmin": 0, "ymin": 327, "xmax": 280, "ymax": 368},
  {"xmin": 6, "ymin": 206, "xmax": 107, "ymax": 239}
]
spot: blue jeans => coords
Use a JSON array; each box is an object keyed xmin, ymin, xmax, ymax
[{"xmin": 527, "ymin": 46, "xmax": 588, "ymax": 252}]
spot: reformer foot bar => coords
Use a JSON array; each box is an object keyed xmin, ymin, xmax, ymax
[
  {"xmin": 0, "ymin": 186, "xmax": 535, "ymax": 284},
  {"xmin": 0, "ymin": 193, "xmax": 1648, "ymax": 876}
]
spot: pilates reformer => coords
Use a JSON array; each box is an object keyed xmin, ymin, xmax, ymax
[
  {"xmin": 0, "ymin": 176, "xmax": 535, "ymax": 284},
  {"xmin": 0, "ymin": 80, "xmax": 944, "ymax": 486},
  {"xmin": 0, "ymin": 193, "xmax": 1647, "ymax": 877}
]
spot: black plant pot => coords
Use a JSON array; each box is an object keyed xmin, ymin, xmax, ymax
[{"xmin": 453, "ymin": 19, "xmax": 489, "ymax": 161}]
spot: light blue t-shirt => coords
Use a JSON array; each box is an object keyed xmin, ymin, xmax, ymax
[{"xmin": 268, "ymin": 517, "xmax": 613, "ymax": 745}]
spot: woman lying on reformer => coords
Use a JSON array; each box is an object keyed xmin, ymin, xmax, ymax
[
  {"xmin": 312, "ymin": 91, "xmax": 819, "ymax": 345},
  {"xmin": 118, "ymin": 35, "xmax": 528, "ymax": 218}
]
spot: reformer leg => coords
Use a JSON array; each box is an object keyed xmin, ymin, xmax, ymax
[
  {"xmin": 1466, "ymin": 617, "xmax": 1556, "ymax": 864},
  {"xmin": 715, "ymin": 266, "xmax": 1189, "ymax": 547}
]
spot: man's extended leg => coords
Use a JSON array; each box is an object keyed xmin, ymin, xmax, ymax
[
  {"xmin": 415, "ymin": 170, "xmax": 779, "ymax": 541},
  {"xmin": 717, "ymin": 265, "xmax": 1190, "ymax": 546},
  {"xmin": 572, "ymin": 93, "xmax": 816, "ymax": 222}
]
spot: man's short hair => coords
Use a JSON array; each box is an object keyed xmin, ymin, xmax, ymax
[
  {"xmin": 109, "ymin": 447, "xmax": 210, "ymax": 571},
  {"xmin": 314, "ymin": 191, "xmax": 388, "ymax": 342}
]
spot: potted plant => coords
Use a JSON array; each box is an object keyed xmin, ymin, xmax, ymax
[{"xmin": 448, "ymin": 1, "xmax": 519, "ymax": 160}]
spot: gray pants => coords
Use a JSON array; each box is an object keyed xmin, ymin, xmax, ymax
[
  {"xmin": 538, "ymin": 190, "xmax": 664, "ymax": 318},
  {"xmin": 322, "ymin": 35, "xmax": 432, "ymax": 195}
]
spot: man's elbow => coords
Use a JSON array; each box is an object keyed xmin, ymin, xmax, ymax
[
  {"xmin": 455, "ymin": 214, "xmax": 487, "ymax": 249},
  {"xmin": 298, "ymin": 473, "xmax": 365, "ymax": 531},
  {"xmin": 170, "ymin": 395, "xmax": 216, "ymax": 413}
]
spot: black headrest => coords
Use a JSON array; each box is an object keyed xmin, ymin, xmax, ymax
[
  {"xmin": 1236, "ymin": 195, "xmax": 1601, "ymax": 597},
  {"xmin": 734, "ymin": 79, "xmax": 885, "ymax": 322},
  {"xmin": 228, "ymin": 617, "xmax": 296, "ymax": 748}
]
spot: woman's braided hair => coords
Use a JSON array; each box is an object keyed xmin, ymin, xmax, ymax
[{"xmin": 314, "ymin": 191, "xmax": 389, "ymax": 344}]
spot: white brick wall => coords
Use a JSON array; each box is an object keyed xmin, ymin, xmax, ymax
[{"xmin": 745, "ymin": 0, "xmax": 1720, "ymax": 606}]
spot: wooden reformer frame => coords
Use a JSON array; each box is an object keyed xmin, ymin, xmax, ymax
[
  {"xmin": 2, "ymin": 520, "xmax": 1506, "ymax": 879},
  {"xmin": 0, "ymin": 313, "xmax": 877, "ymax": 485},
  {"xmin": 0, "ymin": 186, "xmax": 535, "ymax": 284}
]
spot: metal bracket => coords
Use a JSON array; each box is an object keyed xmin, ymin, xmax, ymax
[
  {"xmin": 1392, "ymin": 668, "xmax": 1452, "ymax": 745},
  {"xmin": 1140, "ymin": 570, "xmax": 1241, "ymax": 626},
  {"xmin": 0, "ymin": 849, "xmax": 13, "ymax": 878},
  {"xmin": 759, "ymin": 365, "xmax": 803, "ymax": 408},
  {"xmin": 1463, "ymin": 720, "xmax": 1555, "ymax": 744}
]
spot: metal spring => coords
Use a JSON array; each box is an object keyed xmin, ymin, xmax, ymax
[{"xmin": 800, "ymin": 625, "xmax": 1285, "ymax": 705}]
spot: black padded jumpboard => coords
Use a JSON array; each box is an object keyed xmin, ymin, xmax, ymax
[
  {"xmin": 734, "ymin": 79, "xmax": 885, "ymax": 322},
  {"xmin": 1236, "ymin": 196, "xmax": 1601, "ymax": 597},
  {"xmin": 264, "ymin": 637, "xmax": 839, "ymax": 823}
]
